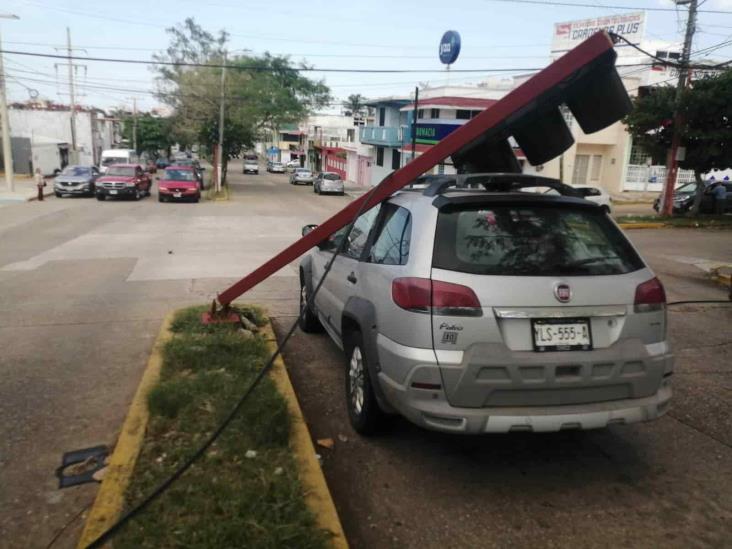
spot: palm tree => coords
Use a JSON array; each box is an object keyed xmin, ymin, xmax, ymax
[{"xmin": 343, "ymin": 94, "xmax": 365, "ymax": 118}]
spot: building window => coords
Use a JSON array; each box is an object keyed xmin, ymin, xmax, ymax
[
  {"xmin": 456, "ymin": 109, "xmax": 471, "ymax": 120},
  {"xmin": 378, "ymin": 107, "xmax": 385, "ymax": 126},
  {"xmin": 376, "ymin": 147, "xmax": 384, "ymax": 167},
  {"xmin": 417, "ymin": 109, "xmax": 425, "ymax": 119},
  {"xmin": 392, "ymin": 149, "xmax": 401, "ymax": 170},
  {"xmin": 346, "ymin": 128, "xmax": 355, "ymax": 142},
  {"xmin": 629, "ymin": 143, "xmax": 651, "ymax": 165},
  {"xmin": 430, "ymin": 108, "xmax": 440, "ymax": 119},
  {"xmin": 471, "ymin": 110, "xmax": 481, "ymax": 118},
  {"xmin": 559, "ymin": 105, "xmax": 574, "ymax": 128},
  {"xmin": 590, "ymin": 155, "xmax": 603, "ymax": 181}
]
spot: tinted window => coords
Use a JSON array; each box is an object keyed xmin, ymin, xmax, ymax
[
  {"xmin": 433, "ymin": 204, "xmax": 644, "ymax": 276},
  {"xmin": 322, "ymin": 206, "xmax": 381, "ymax": 257},
  {"xmin": 102, "ymin": 157, "xmax": 127, "ymax": 166},
  {"xmin": 369, "ymin": 205, "xmax": 411, "ymax": 265},
  {"xmin": 323, "ymin": 173, "xmax": 340, "ymax": 181},
  {"xmin": 456, "ymin": 109, "xmax": 471, "ymax": 120}
]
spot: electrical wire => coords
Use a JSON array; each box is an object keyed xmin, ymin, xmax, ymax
[
  {"xmin": 0, "ymin": 49, "xmax": 554, "ymax": 73},
  {"xmin": 84, "ymin": 175, "xmax": 388, "ymax": 549},
  {"xmin": 482, "ymin": 0, "xmax": 732, "ymax": 14}
]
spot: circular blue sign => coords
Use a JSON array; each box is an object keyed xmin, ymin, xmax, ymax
[{"xmin": 439, "ymin": 30, "xmax": 461, "ymax": 65}]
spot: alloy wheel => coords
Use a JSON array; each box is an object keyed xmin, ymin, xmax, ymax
[{"xmin": 348, "ymin": 346, "xmax": 365, "ymax": 415}]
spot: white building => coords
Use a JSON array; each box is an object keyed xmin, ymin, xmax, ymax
[{"xmin": 7, "ymin": 101, "xmax": 120, "ymax": 174}]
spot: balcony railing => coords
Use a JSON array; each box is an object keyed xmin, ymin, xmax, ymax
[{"xmin": 359, "ymin": 126, "xmax": 402, "ymax": 146}]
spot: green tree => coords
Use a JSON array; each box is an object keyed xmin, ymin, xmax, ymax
[
  {"xmin": 624, "ymin": 69, "xmax": 732, "ymax": 215},
  {"xmin": 123, "ymin": 115, "xmax": 173, "ymax": 158},
  {"xmin": 152, "ymin": 18, "xmax": 331, "ymax": 183}
]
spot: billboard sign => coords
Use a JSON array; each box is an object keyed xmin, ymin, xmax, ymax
[
  {"xmin": 552, "ymin": 12, "xmax": 644, "ymax": 54},
  {"xmin": 439, "ymin": 30, "xmax": 461, "ymax": 65},
  {"xmin": 415, "ymin": 123, "xmax": 462, "ymax": 145}
]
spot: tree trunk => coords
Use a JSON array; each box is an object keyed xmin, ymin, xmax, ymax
[{"xmin": 688, "ymin": 170, "xmax": 705, "ymax": 216}]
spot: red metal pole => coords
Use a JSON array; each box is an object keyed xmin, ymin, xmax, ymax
[{"xmin": 216, "ymin": 32, "xmax": 616, "ymax": 307}]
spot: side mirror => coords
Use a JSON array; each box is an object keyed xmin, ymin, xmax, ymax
[{"xmin": 302, "ymin": 224, "xmax": 318, "ymax": 237}]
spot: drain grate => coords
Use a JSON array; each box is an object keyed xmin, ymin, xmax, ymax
[{"xmin": 55, "ymin": 445, "xmax": 109, "ymax": 489}]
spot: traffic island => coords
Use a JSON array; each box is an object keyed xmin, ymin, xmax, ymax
[{"xmin": 78, "ymin": 305, "xmax": 345, "ymax": 548}]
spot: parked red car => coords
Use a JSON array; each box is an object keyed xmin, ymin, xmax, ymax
[
  {"xmin": 96, "ymin": 164, "xmax": 152, "ymax": 201},
  {"xmin": 158, "ymin": 165, "xmax": 201, "ymax": 203}
]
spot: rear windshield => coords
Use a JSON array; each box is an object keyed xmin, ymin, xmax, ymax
[
  {"xmin": 323, "ymin": 173, "xmax": 340, "ymax": 181},
  {"xmin": 433, "ymin": 204, "xmax": 644, "ymax": 276}
]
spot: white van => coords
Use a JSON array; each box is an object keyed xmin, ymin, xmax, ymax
[{"xmin": 99, "ymin": 149, "xmax": 139, "ymax": 174}]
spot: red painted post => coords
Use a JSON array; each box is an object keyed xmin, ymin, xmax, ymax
[{"xmin": 216, "ymin": 32, "xmax": 616, "ymax": 307}]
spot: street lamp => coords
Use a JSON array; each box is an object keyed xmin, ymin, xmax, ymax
[{"xmin": 0, "ymin": 13, "xmax": 19, "ymax": 193}]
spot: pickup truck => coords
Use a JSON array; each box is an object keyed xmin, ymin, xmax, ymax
[{"xmin": 95, "ymin": 164, "xmax": 152, "ymax": 201}]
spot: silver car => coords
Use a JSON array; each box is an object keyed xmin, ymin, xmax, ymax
[
  {"xmin": 54, "ymin": 165, "xmax": 100, "ymax": 197},
  {"xmin": 290, "ymin": 168, "xmax": 314, "ymax": 185},
  {"xmin": 314, "ymin": 172, "xmax": 345, "ymax": 195},
  {"xmin": 299, "ymin": 174, "xmax": 673, "ymax": 435}
]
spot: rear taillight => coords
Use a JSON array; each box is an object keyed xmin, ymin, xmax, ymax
[
  {"xmin": 634, "ymin": 277, "xmax": 666, "ymax": 312},
  {"xmin": 392, "ymin": 277, "xmax": 482, "ymax": 317}
]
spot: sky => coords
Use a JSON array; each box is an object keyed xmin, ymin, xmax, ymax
[{"xmin": 2, "ymin": 0, "xmax": 732, "ymax": 114}]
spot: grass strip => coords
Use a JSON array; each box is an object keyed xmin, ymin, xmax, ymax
[
  {"xmin": 616, "ymin": 214, "xmax": 732, "ymax": 228},
  {"xmin": 116, "ymin": 305, "xmax": 329, "ymax": 549}
]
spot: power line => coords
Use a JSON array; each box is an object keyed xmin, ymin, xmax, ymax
[
  {"xmin": 0, "ymin": 49, "xmax": 555, "ymax": 73},
  {"xmin": 483, "ymin": 0, "xmax": 732, "ymax": 14}
]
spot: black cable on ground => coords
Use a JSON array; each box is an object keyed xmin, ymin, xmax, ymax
[{"xmin": 85, "ymin": 178, "xmax": 388, "ymax": 549}]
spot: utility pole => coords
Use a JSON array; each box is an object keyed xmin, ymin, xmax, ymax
[
  {"xmin": 216, "ymin": 51, "xmax": 226, "ymax": 193},
  {"xmin": 661, "ymin": 0, "xmax": 698, "ymax": 216},
  {"xmin": 132, "ymin": 97, "xmax": 138, "ymax": 153},
  {"xmin": 66, "ymin": 27, "xmax": 77, "ymax": 162},
  {"xmin": 411, "ymin": 87, "xmax": 419, "ymax": 163},
  {"xmin": 0, "ymin": 13, "xmax": 19, "ymax": 192}
]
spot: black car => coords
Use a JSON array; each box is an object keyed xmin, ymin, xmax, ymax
[
  {"xmin": 653, "ymin": 181, "xmax": 732, "ymax": 213},
  {"xmin": 53, "ymin": 165, "xmax": 100, "ymax": 197}
]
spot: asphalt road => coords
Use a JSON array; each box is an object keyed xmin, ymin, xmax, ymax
[
  {"xmin": 1, "ymin": 165, "xmax": 730, "ymax": 548},
  {"xmin": 274, "ymin": 229, "xmax": 732, "ymax": 547},
  {"xmin": 0, "ymin": 163, "xmax": 347, "ymax": 548}
]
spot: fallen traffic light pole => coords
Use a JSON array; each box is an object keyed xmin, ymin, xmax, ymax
[{"xmin": 205, "ymin": 30, "xmax": 632, "ymax": 322}]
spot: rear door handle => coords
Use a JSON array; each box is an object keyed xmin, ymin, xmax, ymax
[{"xmin": 347, "ymin": 272, "xmax": 357, "ymax": 284}]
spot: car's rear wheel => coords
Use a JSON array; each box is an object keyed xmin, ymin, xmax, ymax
[
  {"xmin": 298, "ymin": 279, "xmax": 323, "ymax": 333},
  {"xmin": 344, "ymin": 331, "xmax": 384, "ymax": 435}
]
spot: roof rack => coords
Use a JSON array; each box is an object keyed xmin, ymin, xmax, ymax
[{"xmin": 421, "ymin": 173, "xmax": 582, "ymax": 198}]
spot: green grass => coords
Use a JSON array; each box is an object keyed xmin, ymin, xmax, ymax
[
  {"xmin": 169, "ymin": 304, "xmax": 267, "ymax": 335},
  {"xmin": 617, "ymin": 214, "xmax": 732, "ymax": 228},
  {"xmin": 117, "ymin": 306, "xmax": 329, "ymax": 549}
]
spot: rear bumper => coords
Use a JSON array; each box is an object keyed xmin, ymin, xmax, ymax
[{"xmin": 375, "ymin": 334, "xmax": 673, "ymax": 434}]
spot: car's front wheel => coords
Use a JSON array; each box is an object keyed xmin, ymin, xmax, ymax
[
  {"xmin": 96, "ymin": 194, "xmax": 105, "ymax": 201},
  {"xmin": 344, "ymin": 331, "xmax": 384, "ymax": 435}
]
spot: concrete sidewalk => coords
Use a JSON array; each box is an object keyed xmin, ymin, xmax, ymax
[{"xmin": 0, "ymin": 176, "xmax": 55, "ymax": 203}]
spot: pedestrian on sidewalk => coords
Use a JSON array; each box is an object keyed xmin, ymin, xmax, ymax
[
  {"xmin": 34, "ymin": 168, "xmax": 46, "ymax": 201},
  {"xmin": 712, "ymin": 181, "xmax": 727, "ymax": 215}
]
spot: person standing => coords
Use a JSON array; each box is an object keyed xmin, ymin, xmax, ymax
[
  {"xmin": 713, "ymin": 181, "xmax": 727, "ymax": 215},
  {"xmin": 34, "ymin": 168, "xmax": 46, "ymax": 201}
]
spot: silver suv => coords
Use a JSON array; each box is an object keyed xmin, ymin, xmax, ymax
[{"xmin": 298, "ymin": 174, "xmax": 673, "ymax": 435}]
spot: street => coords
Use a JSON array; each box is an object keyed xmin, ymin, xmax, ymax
[
  {"xmin": 0, "ymin": 162, "xmax": 348, "ymax": 548},
  {"xmin": 1, "ymin": 164, "xmax": 731, "ymax": 548}
]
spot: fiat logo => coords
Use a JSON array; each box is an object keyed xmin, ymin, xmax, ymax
[{"xmin": 554, "ymin": 283, "xmax": 571, "ymax": 303}]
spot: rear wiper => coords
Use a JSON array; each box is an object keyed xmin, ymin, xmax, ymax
[{"xmin": 564, "ymin": 256, "xmax": 620, "ymax": 267}]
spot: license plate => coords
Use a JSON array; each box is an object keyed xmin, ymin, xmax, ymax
[
  {"xmin": 109, "ymin": 190, "xmax": 118, "ymax": 195},
  {"xmin": 532, "ymin": 318, "xmax": 592, "ymax": 352},
  {"xmin": 173, "ymin": 192, "xmax": 182, "ymax": 198}
]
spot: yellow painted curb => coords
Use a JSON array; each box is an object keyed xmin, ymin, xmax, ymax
[
  {"xmin": 618, "ymin": 222, "xmax": 666, "ymax": 230},
  {"xmin": 263, "ymin": 322, "xmax": 349, "ymax": 549},
  {"xmin": 77, "ymin": 312, "xmax": 174, "ymax": 548}
]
